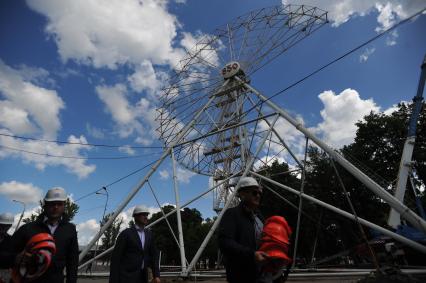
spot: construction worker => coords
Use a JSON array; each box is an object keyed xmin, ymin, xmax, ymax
[
  {"xmin": 0, "ymin": 212, "xmax": 15, "ymax": 282},
  {"xmin": 110, "ymin": 205, "xmax": 160, "ymax": 283},
  {"xmin": 218, "ymin": 176, "xmax": 270, "ymax": 283},
  {"xmin": 11, "ymin": 187, "xmax": 79, "ymax": 283}
]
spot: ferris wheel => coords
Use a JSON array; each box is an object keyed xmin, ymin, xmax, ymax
[
  {"xmin": 156, "ymin": 4, "xmax": 328, "ymax": 211},
  {"xmin": 79, "ymin": 4, "xmax": 426, "ymax": 277}
]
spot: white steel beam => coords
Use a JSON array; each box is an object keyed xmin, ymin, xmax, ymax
[
  {"xmin": 171, "ymin": 149, "xmax": 187, "ymax": 272},
  {"xmin": 241, "ymin": 79, "xmax": 426, "ymax": 234},
  {"xmin": 252, "ymin": 171, "xmax": 426, "ymax": 254}
]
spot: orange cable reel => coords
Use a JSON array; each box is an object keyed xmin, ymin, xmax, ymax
[
  {"xmin": 11, "ymin": 233, "xmax": 56, "ymax": 283},
  {"xmin": 258, "ymin": 216, "xmax": 293, "ymax": 273}
]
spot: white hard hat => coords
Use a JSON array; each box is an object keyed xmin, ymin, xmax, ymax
[
  {"xmin": 0, "ymin": 212, "xmax": 14, "ymax": 225},
  {"xmin": 44, "ymin": 187, "xmax": 67, "ymax": 202},
  {"xmin": 238, "ymin": 177, "xmax": 260, "ymax": 190},
  {"xmin": 133, "ymin": 205, "xmax": 150, "ymax": 216}
]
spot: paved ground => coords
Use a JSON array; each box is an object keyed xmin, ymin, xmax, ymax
[{"xmin": 77, "ymin": 275, "xmax": 362, "ymax": 283}]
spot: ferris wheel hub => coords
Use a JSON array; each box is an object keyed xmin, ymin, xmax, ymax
[{"xmin": 221, "ymin": 61, "xmax": 244, "ymax": 79}]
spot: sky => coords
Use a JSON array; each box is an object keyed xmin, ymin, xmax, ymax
[{"xmin": 0, "ymin": 0, "xmax": 425, "ymax": 246}]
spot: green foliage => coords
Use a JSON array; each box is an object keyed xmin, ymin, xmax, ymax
[
  {"xmin": 100, "ymin": 212, "xmax": 123, "ymax": 255},
  {"xmin": 93, "ymin": 213, "xmax": 123, "ymax": 263},
  {"xmin": 149, "ymin": 205, "xmax": 218, "ymax": 266},
  {"xmin": 254, "ymin": 102, "xmax": 426, "ymax": 264}
]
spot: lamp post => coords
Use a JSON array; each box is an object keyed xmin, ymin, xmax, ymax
[
  {"xmin": 13, "ymin": 200, "xmax": 26, "ymax": 230},
  {"xmin": 92, "ymin": 187, "xmax": 109, "ymax": 270}
]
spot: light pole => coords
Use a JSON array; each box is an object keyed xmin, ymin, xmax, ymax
[
  {"xmin": 13, "ymin": 200, "xmax": 26, "ymax": 230},
  {"xmin": 92, "ymin": 187, "xmax": 109, "ymax": 271}
]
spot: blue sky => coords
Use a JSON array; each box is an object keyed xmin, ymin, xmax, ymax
[{"xmin": 0, "ymin": 0, "xmax": 425, "ymax": 244}]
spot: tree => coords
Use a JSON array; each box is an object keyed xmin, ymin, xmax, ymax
[
  {"xmin": 253, "ymin": 102, "xmax": 426, "ymax": 264},
  {"xmin": 99, "ymin": 212, "xmax": 123, "ymax": 262},
  {"xmin": 22, "ymin": 198, "xmax": 79, "ymax": 224},
  {"xmin": 342, "ymin": 102, "xmax": 426, "ymax": 217},
  {"xmin": 149, "ymin": 205, "xmax": 218, "ymax": 266}
]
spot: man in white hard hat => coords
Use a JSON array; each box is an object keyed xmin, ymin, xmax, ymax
[
  {"xmin": 110, "ymin": 205, "xmax": 160, "ymax": 283},
  {"xmin": 0, "ymin": 212, "xmax": 15, "ymax": 282},
  {"xmin": 218, "ymin": 176, "xmax": 269, "ymax": 283},
  {"xmin": 11, "ymin": 187, "xmax": 79, "ymax": 283}
]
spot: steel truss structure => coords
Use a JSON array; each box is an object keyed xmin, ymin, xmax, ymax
[{"xmin": 78, "ymin": 4, "xmax": 426, "ymax": 278}]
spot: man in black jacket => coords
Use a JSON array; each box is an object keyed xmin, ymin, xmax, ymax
[
  {"xmin": 0, "ymin": 212, "xmax": 15, "ymax": 282},
  {"xmin": 110, "ymin": 205, "xmax": 160, "ymax": 283},
  {"xmin": 11, "ymin": 187, "xmax": 79, "ymax": 283},
  {"xmin": 218, "ymin": 176, "xmax": 269, "ymax": 283}
]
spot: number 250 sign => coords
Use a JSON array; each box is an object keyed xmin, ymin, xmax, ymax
[{"xmin": 221, "ymin": 62, "xmax": 241, "ymax": 79}]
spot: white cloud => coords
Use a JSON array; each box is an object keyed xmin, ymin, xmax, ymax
[
  {"xmin": 359, "ymin": 47, "xmax": 376, "ymax": 62},
  {"xmin": 0, "ymin": 59, "xmax": 64, "ymax": 138},
  {"xmin": 128, "ymin": 60, "xmax": 168, "ymax": 97},
  {"xmin": 96, "ymin": 84, "xmax": 134, "ymax": 126},
  {"xmin": 176, "ymin": 167, "xmax": 196, "ymax": 184},
  {"xmin": 0, "ymin": 181, "xmax": 43, "ymax": 204},
  {"xmin": 86, "ymin": 123, "xmax": 105, "ymax": 139},
  {"xmin": 0, "ymin": 101, "xmax": 35, "ymax": 134},
  {"xmin": 159, "ymin": 170, "xmax": 170, "ymax": 179},
  {"xmin": 96, "ymin": 84, "xmax": 160, "ymax": 144},
  {"xmin": 77, "ymin": 219, "xmax": 100, "ymax": 245},
  {"xmin": 118, "ymin": 145, "xmax": 135, "ymax": 156},
  {"xmin": 315, "ymin": 88, "xmax": 380, "ymax": 147},
  {"xmin": 0, "ymin": 131, "xmax": 96, "ymax": 178},
  {"xmin": 26, "ymin": 0, "xmax": 183, "ymax": 69},
  {"xmin": 156, "ymin": 166, "xmax": 195, "ymax": 183},
  {"xmin": 282, "ymin": 0, "xmax": 424, "ymax": 45},
  {"xmin": 386, "ymin": 30, "xmax": 399, "ymax": 46},
  {"xmin": 0, "ymin": 61, "xmax": 96, "ymax": 178},
  {"xmin": 383, "ymin": 100, "xmax": 409, "ymax": 115}
]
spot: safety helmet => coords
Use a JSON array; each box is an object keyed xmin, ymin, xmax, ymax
[
  {"xmin": 237, "ymin": 177, "xmax": 259, "ymax": 191},
  {"xmin": 11, "ymin": 233, "xmax": 56, "ymax": 283},
  {"xmin": 44, "ymin": 187, "xmax": 67, "ymax": 202},
  {"xmin": 259, "ymin": 216, "xmax": 292, "ymax": 273},
  {"xmin": 133, "ymin": 205, "xmax": 150, "ymax": 216},
  {"xmin": 0, "ymin": 212, "xmax": 14, "ymax": 225}
]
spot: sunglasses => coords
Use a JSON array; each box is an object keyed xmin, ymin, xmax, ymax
[{"xmin": 250, "ymin": 190, "xmax": 263, "ymax": 197}]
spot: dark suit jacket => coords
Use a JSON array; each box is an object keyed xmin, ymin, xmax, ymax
[
  {"xmin": 109, "ymin": 226, "xmax": 160, "ymax": 283},
  {"xmin": 218, "ymin": 203, "xmax": 261, "ymax": 283}
]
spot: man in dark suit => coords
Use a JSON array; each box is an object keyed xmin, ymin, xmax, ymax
[
  {"xmin": 110, "ymin": 205, "xmax": 160, "ymax": 283},
  {"xmin": 218, "ymin": 177, "xmax": 269, "ymax": 283}
]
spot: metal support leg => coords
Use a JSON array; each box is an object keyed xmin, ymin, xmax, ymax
[
  {"xmin": 171, "ymin": 149, "xmax": 187, "ymax": 273},
  {"xmin": 292, "ymin": 137, "xmax": 308, "ymax": 268},
  {"xmin": 79, "ymin": 95, "xmax": 217, "ymax": 262},
  {"xmin": 241, "ymin": 78, "xmax": 426, "ymax": 234},
  {"xmin": 78, "ymin": 172, "xmax": 240, "ymax": 270},
  {"xmin": 251, "ymin": 171, "xmax": 426, "ymax": 254}
]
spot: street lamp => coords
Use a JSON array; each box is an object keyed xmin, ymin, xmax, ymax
[
  {"xmin": 92, "ymin": 187, "xmax": 109, "ymax": 271},
  {"xmin": 13, "ymin": 200, "xmax": 26, "ymax": 230}
]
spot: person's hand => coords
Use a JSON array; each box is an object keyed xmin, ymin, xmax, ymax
[
  {"xmin": 14, "ymin": 251, "xmax": 32, "ymax": 266},
  {"xmin": 152, "ymin": 277, "xmax": 160, "ymax": 283},
  {"xmin": 254, "ymin": 251, "xmax": 270, "ymax": 263}
]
